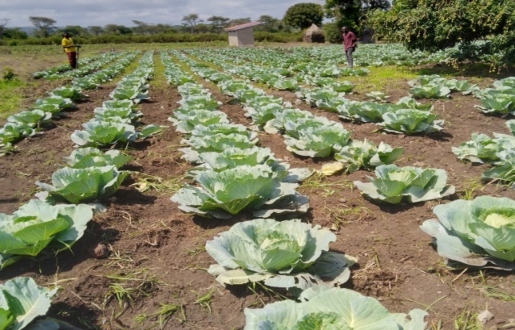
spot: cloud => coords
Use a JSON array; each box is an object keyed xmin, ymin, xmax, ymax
[{"xmin": 0, "ymin": 0, "xmax": 306, "ymax": 27}]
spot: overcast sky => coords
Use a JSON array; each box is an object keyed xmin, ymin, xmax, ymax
[{"xmin": 1, "ymin": 0, "xmax": 323, "ymax": 28}]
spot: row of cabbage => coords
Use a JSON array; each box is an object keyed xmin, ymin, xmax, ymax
[
  {"xmin": 202, "ymin": 47, "xmax": 515, "ymax": 121},
  {"xmin": 0, "ymin": 52, "xmax": 164, "ymax": 330},
  {"xmin": 203, "ymin": 47, "xmax": 515, "ymax": 197},
  {"xmin": 208, "ymin": 44, "xmax": 454, "ymax": 71},
  {"xmin": 176, "ymin": 50, "xmax": 458, "ymax": 207},
  {"xmin": 33, "ymin": 51, "xmax": 124, "ymax": 80},
  {"xmin": 162, "ymin": 51, "xmax": 433, "ymax": 329},
  {"xmin": 178, "ymin": 48, "xmax": 515, "ymax": 271},
  {"xmin": 186, "ymin": 48, "xmax": 446, "ymax": 136},
  {"xmin": 263, "ymin": 53, "xmax": 515, "ymax": 270},
  {"xmin": 32, "ymin": 54, "xmax": 100, "ymax": 79},
  {"xmin": 0, "ymin": 52, "xmax": 140, "ymax": 156}
]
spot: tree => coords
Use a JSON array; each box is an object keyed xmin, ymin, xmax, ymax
[
  {"xmin": 88, "ymin": 26, "xmax": 104, "ymax": 36},
  {"xmin": 104, "ymin": 24, "xmax": 132, "ymax": 35},
  {"xmin": 283, "ymin": 3, "xmax": 324, "ymax": 30},
  {"xmin": 228, "ymin": 17, "xmax": 251, "ymax": 26},
  {"xmin": 132, "ymin": 20, "xmax": 151, "ymax": 35},
  {"xmin": 367, "ymin": 0, "xmax": 515, "ymax": 65},
  {"xmin": 61, "ymin": 25, "xmax": 88, "ymax": 36},
  {"xmin": 194, "ymin": 23, "xmax": 211, "ymax": 34},
  {"xmin": 256, "ymin": 15, "xmax": 282, "ymax": 32},
  {"xmin": 2, "ymin": 28, "xmax": 28, "ymax": 39},
  {"xmin": 0, "ymin": 19, "xmax": 10, "ymax": 39},
  {"xmin": 182, "ymin": 14, "xmax": 199, "ymax": 33},
  {"xmin": 29, "ymin": 16, "xmax": 56, "ymax": 37},
  {"xmin": 324, "ymin": 0, "xmax": 390, "ymax": 32},
  {"xmin": 207, "ymin": 16, "xmax": 230, "ymax": 34}
]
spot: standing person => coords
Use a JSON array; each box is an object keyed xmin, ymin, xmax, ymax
[
  {"xmin": 341, "ymin": 26, "xmax": 357, "ymax": 68},
  {"xmin": 61, "ymin": 32, "xmax": 77, "ymax": 69}
]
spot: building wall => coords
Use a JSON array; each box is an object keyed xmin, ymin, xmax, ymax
[{"xmin": 228, "ymin": 28, "xmax": 255, "ymax": 47}]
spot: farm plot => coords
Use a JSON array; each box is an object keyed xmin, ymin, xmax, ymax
[{"xmin": 0, "ymin": 44, "xmax": 515, "ymax": 329}]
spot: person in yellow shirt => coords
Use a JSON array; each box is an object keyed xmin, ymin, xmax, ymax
[{"xmin": 61, "ymin": 32, "xmax": 78, "ymax": 69}]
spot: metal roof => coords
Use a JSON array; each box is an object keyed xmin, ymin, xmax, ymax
[{"xmin": 224, "ymin": 22, "xmax": 261, "ymax": 32}]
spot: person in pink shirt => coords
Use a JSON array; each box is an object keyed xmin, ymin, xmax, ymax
[{"xmin": 341, "ymin": 26, "xmax": 357, "ymax": 68}]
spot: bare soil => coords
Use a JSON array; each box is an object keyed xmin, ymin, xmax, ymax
[{"xmin": 0, "ymin": 52, "xmax": 514, "ymax": 330}]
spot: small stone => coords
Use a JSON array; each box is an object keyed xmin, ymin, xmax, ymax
[
  {"xmin": 90, "ymin": 243, "xmax": 109, "ymax": 259},
  {"xmin": 478, "ymin": 310, "xmax": 494, "ymax": 325}
]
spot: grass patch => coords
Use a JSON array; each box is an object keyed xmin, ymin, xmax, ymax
[
  {"xmin": 0, "ymin": 78, "xmax": 26, "ymax": 118},
  {"xmin": 344, "ymin": 66, "xmax": 418, "ymax": 94},
  {"xmin": 299, "ymin": 172, "xmax": 353, "ymax": 194}
]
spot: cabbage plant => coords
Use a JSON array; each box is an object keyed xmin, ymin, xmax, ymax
[
  {"xmin": 206, "ymin": 219, "xmax": 355, "ymax": 290},
  {"xmin": 36, "ymin": 166, "xmax": 129, "ymax": 204},
  {"xmin": 0, "ymin": 200, "xmax": 93, "ymax": 268},
  {"xmin": 354, "ymin": 164, "xmax": 455, "ymax": 204},
  {"xmin": 409, "ymin": 83, "xmax": 451, "ymax": 99},
  {"xmin": 283, "ymin": 121, "xmax": 350, "ymax": 158},
  {"xmin": 482, "ymin": 157, "xmax": 515, "ymax": 187},
  {"xmin": 63, "ymin": 148, "xmax": 131, "ymax": 169},
  {"xmin": 475, "ymin": 91, "xmax": 515, "ymax": 115},
  {"xmin": 191, "ymin": 147, "xmax": 279, "ymax": 174},
  {"xmin": 171, "ymin": 165, "xmax": 309, "ymax": 219},
  {"xmin": 421, "ymin": 196, "xmax": 515, "ymax": 269},
  {"xmin": 7, "ymin": 110, "xmax": 52, "ymax": 129},
  {"xmin": 244, "ymin": 287, "xmax": 427, "ymax": 330},
  {"xmin": 71, "ymin": 121, "xmax": 163, "ymax": 147},
  {"xmin": 335, "ymin": 140, "xmax": 403, "ymax": 173},
  {"xmin": 452, "ymin": 133, "xmax": 515, "ymax": 164},
  {"xmin": 338, "ymin": 101, "xmax": 393, "ymax": 123},
  {"xmin": 179, "ymin": 133, "xmax": 258, "ymax": 163},
  {"xmin": 0, "ymin": 277, "xmax": 57, "ymax": 329},
  {"xmin": 50, "ymin": 86, "xmax": 86, "ymax": 101},
  {"xmin": 32, "ymin": 96, "xmax": 75, "ymax": 116},
  {"xmin": 169, "ymin": 110, "xmax": 229, "ymax": 133},
  {"xmin": 380, "ymin": 109, "xmax": 444, "ymax": 135}
]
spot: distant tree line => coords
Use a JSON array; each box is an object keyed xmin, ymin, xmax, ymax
[{"xmin": 0, "ymin": 14, "xmax": 298, "ymax": 45}]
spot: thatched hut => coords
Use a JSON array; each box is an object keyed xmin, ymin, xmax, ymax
[{"xmin": 303, "ymin": 24, "xmax": 325, "ymax": 43}]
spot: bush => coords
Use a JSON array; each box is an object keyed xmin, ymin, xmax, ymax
[
  {"xmin": 323, "ymin": 22, "xmax": 342, "ymax": 44},
  {"xmin": 255, "ymin": 32, "xmax": 303, "ymax": 43}
]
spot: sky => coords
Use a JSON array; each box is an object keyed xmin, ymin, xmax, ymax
[{"xmin": 0, "ymin": 0, "xmax": 322, "ymax": 28}]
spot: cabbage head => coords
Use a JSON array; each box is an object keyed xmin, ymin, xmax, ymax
[
  {"xmin": 335, "ymin": 140, "xmax": 403, "ymax": 173},
  {"xmin": 354, "ymin": 164, "xmax": 455, "ymax": 204},
  {"xmin": 206, "ymin": 219, "xmax": 356, "ymax": 290},
  {"xmin": 36, "ymin": 166, "xmax": 129, "ymax": 204},
  {"xmin": 0, "ymin": 200, "xmax": 93, "ymax": 268},
  {"xmin": 421, "ymin": 196, "xmax": 515, "ymax": 269},
  {"xmin": 171, "ymin": 165, "xmax": 308, "ymax": 219},
  {"xmin": 244, "ymin": 287, "xmax": 427, "ymax": 330}
]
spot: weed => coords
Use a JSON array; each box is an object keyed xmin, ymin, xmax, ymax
[
  {"xmin": 247, "ymin": 281, "xmax": 288, "ymax": 305},
  {"xmin": 481, "ymin": 286, "xmax": 515, "ymax": 302},
  {"xmin": 184, "ymin": 244, "xmax": 206, "ymax": 257},
  {"xmin": 193, "ymin": 287, "xmax": 215, "ymax": 313},
  {"xmin": 299, "ymin": 172, "xmax": 353, "ymax": 193},
  {"xmin": 105, "ymin": 282, "xmax": 138, "ymax": 308},
  {"xmin": 453, "ymin": 309, "xmax": 481, "ymax": 330},
  {"xmin": 131, "ymin": 173, "xmax": 182, "ymax": 193},
  {"xmin": 153, "ymin": 303, "xmax": 185, "ymax": 328},
  {"xmin": 458, "ymin": 178, "xmax": 484, "ymax": 200},
  {"xmin": 133, "ymin": 313, "xmax": 148, "ymax": 325},
  {"xmin": 104, "ymin": 270, "xmax": 161, "ymax": 309},
  {"xmin": 324, "ymin": 203, "xmax": 369, "ymax": 230},
  {"xmin": 107, "ymin": 250, "xmax": 136, "ymax": 269}
]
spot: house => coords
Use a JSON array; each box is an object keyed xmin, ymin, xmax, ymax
[{"xmin": 224, "ymin": 22, "xmax": 261, "ymax": 47}]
